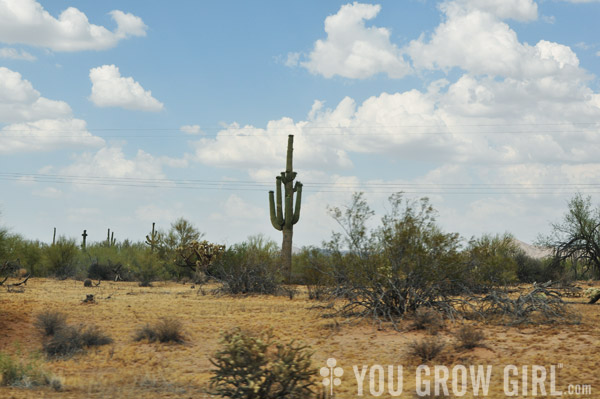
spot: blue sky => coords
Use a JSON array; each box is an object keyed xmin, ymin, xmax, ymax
[{"xmin": 1, "ymin": 0, "xmax": 600, "ymax": 248}]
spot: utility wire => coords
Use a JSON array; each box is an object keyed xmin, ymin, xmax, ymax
[{"xmin": 1, "ymin": 172, "xmax": 599, "ymax": 195}]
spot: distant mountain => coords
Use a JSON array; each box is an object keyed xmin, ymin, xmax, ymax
[{"xmin": 513, "ymin": 239, "xmax": 553, "ymax": 259}]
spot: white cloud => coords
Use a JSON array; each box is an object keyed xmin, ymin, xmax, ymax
[
  {"xmin": 0, "ymin": 66, "xmax": 105, "ymax": 153},
  {"xmin": 0, "ymin": 0, "xmax": 147, "ymax": 51},
  {"xmin": 0, "ymin": 47, "xmax": 35, "ymax": 61},
  {"xmin": 180, "ymin": 124, "xmax": 202, "ymax": 135},
  {"xmin": 209, "ymin": 195, "xmax": 265, "ymax": 222},
  {"xmin": 0, "ymin": 67, "xmax": 71, "ymax": 123},
  {"xmin": 89, "ymin": 65, "xmax": 164, "ymax": 112},
  {"xmin": 285, "ymin": 52, "xmax": 301, "ymax": 67},
  {"xmin": 408, "ymin": 4, "xmax": 581, "ymax": 79},
  {"xmin": 135, "ymin": 203, "xmax": 183, "ymax": 225},
  {"xmin": 0, "ymin": 118, "xmax": 104, "ymax": 154},
  {"xmin": 61, "ymin": 146, "xmax": 166, "ymax": 180},
  {"xmin": 447, "ymin": 0, "xmax": 538, "ymax": 21},
  {"xmin": 301, "ymin": 2, "xmax": 410, "ymax": 79}
]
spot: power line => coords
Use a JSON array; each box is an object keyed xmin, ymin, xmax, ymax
[{"xmin": 1, "ymin": 172, "xmax": 599, "ymax": 195}]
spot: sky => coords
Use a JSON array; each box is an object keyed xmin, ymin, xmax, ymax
[{"xmin": 1, "ymin": 0, "xmax": 600, "ymax": 248}]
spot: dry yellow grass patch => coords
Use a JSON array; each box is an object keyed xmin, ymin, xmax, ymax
[{"xmin": 0, "ymin": 278, "xmax": 598, "ymax": 398}]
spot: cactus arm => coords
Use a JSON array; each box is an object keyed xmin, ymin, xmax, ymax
[
  {"xmin": 275, "ymin": 176, "xmax": 284, "ymax": 226},
  {"xmin": 269, "ymin": 191, "xmax": 283, "ymax": 231},
  {"xmin": 284, "ymin": 191, "xmax": 293, "ymax": 229},
  {"xmin": 292, "ymin": 182, "xmax": 302, "ymax": 225}
]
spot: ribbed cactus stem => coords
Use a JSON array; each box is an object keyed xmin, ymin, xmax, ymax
[{"xmin": 268, "ymin": 135, "xmax": 302, "ymax": 280}]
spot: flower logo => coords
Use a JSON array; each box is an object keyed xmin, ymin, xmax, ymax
[{"xmin": 320, "ymin": 358, "xmax": 343, "ymax": 395}]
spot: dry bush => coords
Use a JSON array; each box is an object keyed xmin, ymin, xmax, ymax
[
  {"xmin": 408, "ymin": 338, "xmax": 445, "ymax": 362},
  {"xmin": 454, "ymin": 325, "xmax": 485, "ymax": 350},
  {"xmin": 80, "ymin": 325, "xmax": 113, "ymax": 347},
  {"xmin": 43, "ymin": 324, "xmax": 112, "ymax": 358},
  {"xmin": 43, "ymin": 326, "xmax": 84, "ymax": 358},
  {"xmin": 475, "ymin": 284, "xmax": 580, "ymax": 325},
  {"xmin": 134, "ymin": 318, "xmax": 184, "ymax": 343},
  {"xmin": 412, "ymin": 307, "xmax": 444, "ymax": 334},
  {"xmin": 35, "ymin": 311, "xmax": 67, "ymax": 337}
]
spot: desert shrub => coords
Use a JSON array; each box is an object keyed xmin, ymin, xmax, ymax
[
  {"xmin": 1, "ymin": 235, "xmax": 43, "ymax": 276},
  {"xmin": 127, "ymin": 247, "xmax": 168, "ymax": 285},
  {"xmin": 465, "ymin": 233, "xmax": 519, "ymax": 287},
  {"xmin": 43, "ymin": 324, "xmax": 112, "ymax": 358},
  {"xmin": 454, "ymin": 325, "xmax": 485, "ymax": 349},
  {"xmin": 43, "ymin": 325, "xmax": 84, "ymax": 358},
  {"xmin": 0, "ymin": 351, "xmax": 57, "ymax": 388},
  {"xmin": 292, "ymin": 246, "xmax": 335, "ymax": 286},
  {"xmin": 326, "ymin": 193, "xmax": 468, "ymax": 327},
  {"xmin": 134, "ymin": 318, "xmax": 184, "ymax": 343},
  {"xmin": 80, "ymin": 325, "xmax": 113, "ymax": 347},
  {"xmin": 476, "ymin": 285, "xmax": 579, "ymax": 325},
  {"xmin": 412, "ymin": 307, "xmax": 444, "ymax": 334},
  {"xmin": 211, "ymin": 236, "xmax": 281, "ymax": 295},
  {"xmin": 408, "ymin": 338, "xmax": 445, "ymax": 362},
  {"xmin": 515, "ymin": 252, "xmax": 552, "ymax": 283},
  {"xmin": 35, "ymin": 311, "xmax": 67, "ymax": 336},
  {"xmin": 42, "ymin": 237, "xmax": 81, "ymax": 278},
  {"xmin": 210, "ymin": 328, "xmax": 316, "ymax": 399}
]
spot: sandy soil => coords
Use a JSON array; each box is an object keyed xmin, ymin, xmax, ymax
[{"xmin": 0, "ymin": 278, "xmax": 598, "ymax": 398}]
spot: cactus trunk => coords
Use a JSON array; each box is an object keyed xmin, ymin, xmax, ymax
[{"xmin": 269, "ymin": 135, "xmax": 302, "ymax": 281}]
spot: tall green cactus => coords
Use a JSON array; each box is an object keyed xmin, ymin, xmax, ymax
[
  {"xmin": 145, "ymin": 222, "xmax": 159, "ymax": 251},
  {"xmin": 269, "ymin": 135, "xmax": 302, "ymax": 280}
]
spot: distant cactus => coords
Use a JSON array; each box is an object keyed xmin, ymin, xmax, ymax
[
  {"xmin": 145, "ymin": 222, "xmax": 160, "ymax": 251},
  {"xmin": 81, "ymin": 230, "xmax": 88, "ymax": 250},
  {"xmin": 52, "ymin": 227, "xmax": 56, "ymax": 245},
  {"xmin": 269, "ymin": 135, "xmax": 302, "ymax": 280},
  {"xmin": 106, "ymin": 229, "xmax": 116, "ymax": 247}
]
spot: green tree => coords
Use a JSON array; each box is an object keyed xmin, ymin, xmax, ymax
[
  {"xmin": 165, "ymin": 217, "xmax": 203, "ymax": 250},
  {"xmin": 539, "ymin": 193, "xmax": 600, "ymax": 279}
]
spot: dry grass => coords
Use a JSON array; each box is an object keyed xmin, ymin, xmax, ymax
[{"xmin": 0, "ymin": 278, "xmax": 598, "ymax": 398}]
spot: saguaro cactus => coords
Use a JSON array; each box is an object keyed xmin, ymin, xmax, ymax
[
  {"xmin": 81, "ymin": 229, "xmax": 88, "ymax": 249},
  {"xmin": 145, "ymin": 222, "xmax": 159, "ymax": 251},
  {"xmin": 106, "ymin": 229, "xmax": 116, "ymax": 247},
  {"xmin": 269, "ymin": 135, "xmax": 302, "ymax": 280}
]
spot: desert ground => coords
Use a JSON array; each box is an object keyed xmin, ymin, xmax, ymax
[{"xmin": 0, "ymin": 278, "xmax": 598, "ymax": 399}]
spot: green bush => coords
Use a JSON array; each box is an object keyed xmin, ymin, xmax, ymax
[
  {"xmin": 0, "ymin": 351, "xmax": 57, "ymax": 388},
  {"xmin": 466, "ymin": 233, "xmax": 519, "ymax": 287},
  {"xmin": 210, "ymin": 329, "xmax": 316, "ymax": 399},
  {"xmin": 42, "ymin": 237, "xmax": 81, "ymax": 278},
  {"xmin": 211, "ymin": 236, "xmax": 281, "ymax": 295}
]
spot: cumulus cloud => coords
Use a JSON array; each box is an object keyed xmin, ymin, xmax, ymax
[
  {"xmin": 0, "ymin": 67, "xmax": 72, "ymax": 122},
  {"xmin": 446, "ymin": 0, "xmax": 538, "ymax": 21},
  {"xmin": 89, "ymin": 65, "xmax": 164, "ymax": 112},
  {"xmin": 0, "ymin": 67, "xmax": 104, "ymax": 153},
  {"xmin": 0, "ymin": 47, "xmax": 35, "ymax": 61},
  {"xmin": 301, "ymin": 2, "xmax": 410, "ymax": 79},
  {"xmin": 0, "ymin": 118, "xmax": 104, "ymax": 154},
  {"xmin": 61, "ymin": 146, "xmax": 166, "ymax": 180},
  {"xmin": 0, "ymin": 0, "xmax": 147, "ymax": 51},
  {"xmin": 407, "ymin": 3, "xmax": 581, "ymax": 79},
  {"xmin": 180, "ymin": 124, "xmax": 202, "ymax": 135}
]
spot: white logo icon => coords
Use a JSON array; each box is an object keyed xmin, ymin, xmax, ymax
[{"xmin": 320, "ymin": 358, "xmax": 343, "ymax": 395}]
